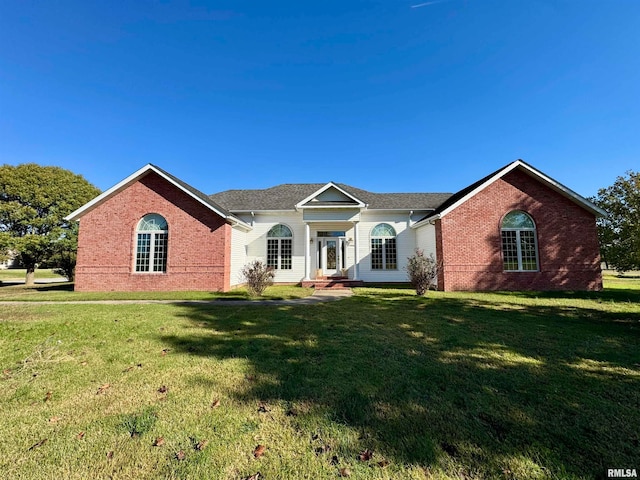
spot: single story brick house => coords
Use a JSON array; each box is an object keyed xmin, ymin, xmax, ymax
[{"xmin": 66, "ymin": 160, "xmax": 606, "ymax": 292}]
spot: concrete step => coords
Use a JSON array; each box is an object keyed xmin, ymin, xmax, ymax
[{"xmin": 301, "ymin": 279, "xmax": 364, "ymax": 289}]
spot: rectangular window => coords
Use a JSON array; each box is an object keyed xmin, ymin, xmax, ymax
[
  {"xmin": 267, "ymin": 239, "xmax": 279, "ymax": 269},
  {"xmin": 385, "ymin": 238, "xmax": 397, "ymax": 270},
  {"xmin": 371, "ymin": 238, "xmax": 396, "ymax": 270},
  {"xmin": 519, "ymin": 231, "xmax": 538, "ymax": 271},
  {"xmin": 501, "ymin": 231, "xmax": 519, "ymax": 271},
  {"xmin": 136, "ymin": 233, "xmax": 151, "ymax": 272},
  {"xmin": 136, "ymin": 232, "xmax": 167, "ymax": 273},
  {"xmin": 267, "ymin": 238, "xmax": 292, "ymax": 270},
  {"xmin": 371, "ymin": 238, "xmax": 383, "ymax": 270},
  {"xmin": 153, "ymin": 233, "xmax": 168, "ymax": 272},
  {"xmin": 280, "ymin": 239, "xmax": 292, "ymax": 270},
  {"xmin": 502, "ymin": 230, "xmax": 538, "ymax": 271}
]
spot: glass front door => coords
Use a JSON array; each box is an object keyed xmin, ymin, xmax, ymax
[{"xmin": 318, "ymin": 236, "xmax": 346, "ymax": 277}]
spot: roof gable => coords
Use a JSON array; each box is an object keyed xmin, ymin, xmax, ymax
[
  {"xmin": 413, "ymin": 160, "xmax": 606, "ymax": 227},
  {"xmin": 296, "ymin": 182, "xmax": 366, "ymax": 209},
  {"xmin": 65, "ymin": 164, "xmax": 251, "ymax": 229}
]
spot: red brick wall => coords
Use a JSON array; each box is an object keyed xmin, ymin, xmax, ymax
[
  {"xmin": 75, "ymin": 172, "xmax": 231, "ymax": 292},
  {"xmin": 436, "ymin": 169, "xmax": 602, "ymax": 291}
]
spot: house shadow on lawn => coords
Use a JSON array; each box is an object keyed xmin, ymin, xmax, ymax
[{"xmin": 161, "ymin": 292, "xmax": 640, "ymax": 478}]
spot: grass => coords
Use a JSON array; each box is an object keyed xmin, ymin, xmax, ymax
[
  {"xmin": 0, "ymin": 284, "xmax": 313, "ymax": 301},
  {"xmin": 0, "ymin": 280, "xmax": 638, "ymax": 479},
  {"xmin": 0, "ymin": 268, "xmax": 65, "ymax": 280}
]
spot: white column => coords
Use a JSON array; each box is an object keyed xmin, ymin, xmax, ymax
[
  {"xmin": 353, "ymin": 221, "xmax": 360, "ymax": 280},
  {"xmin": 304, "ymin": 222, "xmax": 311, "ymax": 280}
]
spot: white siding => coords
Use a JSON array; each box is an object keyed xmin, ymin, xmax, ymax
[
  {"xmin": 357, "ymin": 212, "xmax": 415, "ymax": 283},
  {"xmin": 230, "ymin": 227, "xmax": 247, "ymax": 287},
  {"xmin": 227, "ymin": 209, "xmax": 436, "ymax": 284},
  {"xmin": 244, "ymin": 212, "xmax": 307, "ymax": 283},
  {"xmin": 415, "ymin": 222, "xmax": 437, "ymax": 258}
]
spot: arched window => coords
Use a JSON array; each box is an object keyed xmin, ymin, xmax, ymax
[
  {"xmin": 135, "ymin": 214, "xmax": 168, "ymax": 272},
  {"xmin": 501, "ymin": 211, "xmax": 538, "ymax": 271},
  {"xmin": 371, "ymin": 223, "xmax": 397, "ymax": 270},
  {"xmin": 267, "ymin": 224, "xmax": 292, "ymax": 270}
]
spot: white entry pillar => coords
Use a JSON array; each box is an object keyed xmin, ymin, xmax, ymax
[
  {"xmin": 304, "ymin": 222, "xmax": 311, "ymax": 280},
  {"xmin": 353, "ymin": 221, "xmax": 360, "ymax": 280}
]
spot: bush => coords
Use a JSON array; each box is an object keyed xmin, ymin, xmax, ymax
[
  {"xmin": 405, "ymin": 249, "xmax": 439, "ymax": 296},
  {"xmin": 241, "ymin": 260, "xmax": 275, "ymax": 297}
]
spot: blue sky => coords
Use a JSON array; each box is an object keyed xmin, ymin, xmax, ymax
[{"xmin": 1, "ymin": 1, "xmax": 638, "ymax": 197}]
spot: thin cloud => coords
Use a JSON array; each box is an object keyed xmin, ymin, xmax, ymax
[{"xmin": 411, "ymin": 0, "xmax": 449, "ymax": 8}]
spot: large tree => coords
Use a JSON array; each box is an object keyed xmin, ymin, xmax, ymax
[
  {"xmin": 0, "ymin": 163, "xmax": 100, "ymax": 285},
  {"xmin": 591, "ymin": 171, "xmax": 640, "ymax": 272}
]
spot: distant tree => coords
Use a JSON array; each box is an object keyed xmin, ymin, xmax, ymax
[
  {"xmin": 0, "ymin": 164, "xmax": 100, "ymax": 285},
  {"xmin": 591, "ymin": 171, "xmax": 640, "ymax": 273},
  {"xmin": 406, "ymin": 249, "xmax": 440, "ymax": 295}
]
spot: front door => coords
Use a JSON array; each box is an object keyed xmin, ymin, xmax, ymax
[{"xmin": 318, "ymin": 237, "xmax": 345, "ymax": 277}]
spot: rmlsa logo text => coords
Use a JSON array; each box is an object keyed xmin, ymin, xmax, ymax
[{"xmin": 608, "ymin": 469, "xmax": 638, "ymax": 478}]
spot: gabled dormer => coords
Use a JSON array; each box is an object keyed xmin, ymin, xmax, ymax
[{"xmin": 295, "ymin": 182, "xmax": 367, "ymax": 210}]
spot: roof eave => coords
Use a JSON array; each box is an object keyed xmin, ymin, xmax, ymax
[
  {"xmin": 65, "ymin": 164, "xmax": 253, "ymax": 229},
  {"xmin": 411, "ymin": 214, "xmax": 441, "ymax": 229},
  {"xmin": 437, "ymin": 160, "xmax": 607, "ymax": 219}
]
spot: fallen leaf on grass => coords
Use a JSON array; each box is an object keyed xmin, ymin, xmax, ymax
[
  {"xmin": 175, "ymin": 450, "xmax": 186, "ymax": 461},
  {"xmin": 48, "ymin": 416, "xmax": 62, "ymax": 424},
  {"xmin": 161, "ymin": 348, "xmax": 170, "ymax": 356},
  {"xmin": 152, "ymin": 437, "xmax": 165, "ymax": 447},
  {"xmin": 211, "ymin": 399, "xmax": 221, "ymax": 409},
  {"xmin": 76, "ymin": 432, "xmax": 85, "ymax": 440},
  {"xmin": 195, "ymin": 439, "xmax": 209, "ymax": 451},
  {"xmin": 44, "ymin": 391, "xmax": 52, "ymax": 402},
  {"xmin": 106, "ymin": 451, "xmax": 114, "ymax": 460},
  {"xmin": 28, "ymin": 439, "xmax": 47, "ymax": 451},
  {"xmin": 243, "ymin": 473, "xmax": 262, "ymax": 480},
  {"xmin": 157, "ymin": 385, "xmax": 168, "ymax": 394},
  {"xmin": 358, "ymin": 449, "xmax": 373, "ymax": 461},
  {"xmin": 338, "ymin": 467, "xmax": 351, "ymax": 477},
  {"xmin": 96, "ymin": 384, "xmax": 110, "ymax": 395},
  {"xmin": 2, "ymin": 369, "xmax": 12, "ymax": 378},
  {"xmin": 315, "ymin": 444, "xmax": 332, "ymax": 455},
  {"xmin": 80, "ymin": 361, "xmax": 88, "ymax": 366},
  {"xmin": 253, "ymin": 444, "xmax": 266, "ymax": 458}
]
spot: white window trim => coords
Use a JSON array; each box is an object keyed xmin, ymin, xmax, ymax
[
  {"xmin": 266, "ymin": 224, "xmax": 293, "ymax": 270},
  {"xmin": 501, "ymin": 223, "xmax": 539, "ymax": 272},
  {"xmin": 370, "ymin": 224, "xmax": 398, "ymax": 271}
]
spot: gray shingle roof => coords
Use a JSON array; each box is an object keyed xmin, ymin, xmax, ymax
[
  {"xmin": 149, "ymin": 164, "xmax": 234, "ymax": 217},
  {"xmin": 209, "ymin": 183, "xmax": 453, "ymax": 211}
]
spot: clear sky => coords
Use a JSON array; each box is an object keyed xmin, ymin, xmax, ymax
[{"xmin": 1, "ymin": 1, "xmax": 638, "ymax": 198}]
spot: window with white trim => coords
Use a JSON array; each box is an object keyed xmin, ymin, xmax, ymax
[
  {"xmin": 371, "ymin": 223, "xmax": 397, "ymax": 270},
  {"xmin": 135, "ymin": 214, "xmax": 168, "ymax": 273},
  {"xmin": 501, "ymin": 211, "xmax": 538, "ymax": 271},
  {"xmin": 266, "ymin": 224, "xmax": 292, "ymax": 270}
]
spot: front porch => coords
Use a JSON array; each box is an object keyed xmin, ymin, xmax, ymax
[{"xmin": 301, "ymin": 275, "xmax": 364, "ymax": 289}]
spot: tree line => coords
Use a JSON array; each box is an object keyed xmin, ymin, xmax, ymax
[{"xmin": 1, "ymin": 163, "xmax": 639, "ymax": 285}]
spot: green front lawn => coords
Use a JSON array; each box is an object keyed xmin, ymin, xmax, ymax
[
  {"xmin": 0, "ymin": 268, "xmax": 65, "ymax": 280},
  {"xmin": 0, "ymin": 284, "xmax": 313, "ymax": 301},
  {"xmin": 0, "ymin": 282, "xmax": 638, "ymax": 479}
]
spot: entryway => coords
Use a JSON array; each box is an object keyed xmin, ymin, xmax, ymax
[{"xmin": 316, "ymin": 232, "xmax": 347, "ymax": 277}]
